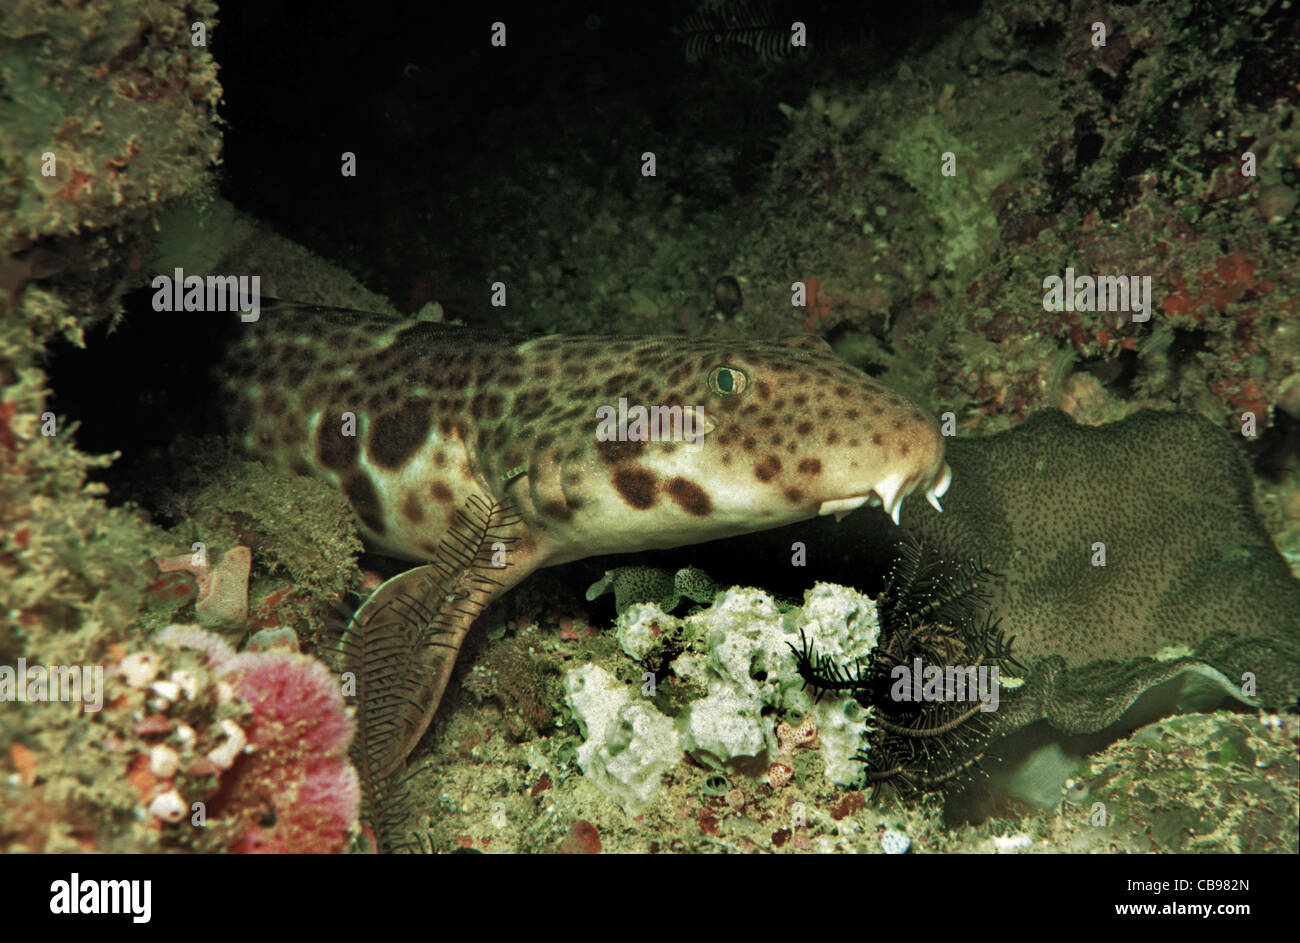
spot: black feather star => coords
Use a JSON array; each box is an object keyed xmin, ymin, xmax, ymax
[
  {"xmin": 791, "ymin": 536, "xmax": 1022, "ymax": 800},
  {"xmin": 678, "ymin": 0, "xmax": 808, "ymax": 62}
]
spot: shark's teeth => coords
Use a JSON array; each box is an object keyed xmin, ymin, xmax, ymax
[
  {"xmin": 821, "ymin": 464, "xmax": 951, "ymax": 524},
  {"xmin": 925, "ymin": 463, "xmax": 952, "ymax": 512},
  {"xmin": 873, "ymin": 473, "xmax": 906, "ymax": 518},
  {"xmin": 934, "ymin": 463, "xmax": 952, "ymax": 497}
]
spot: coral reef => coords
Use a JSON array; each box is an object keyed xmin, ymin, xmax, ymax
[
  {"xmin": 1, "ymin": 626, "xmax": 358, "ymax": 853},
  {"xmin": 3, "ymin": 0, "xmax": 1295, "ymax": 856},
  {"xmin": 1, "ymin": 1, "xmax": 222, "ymax": 331}
]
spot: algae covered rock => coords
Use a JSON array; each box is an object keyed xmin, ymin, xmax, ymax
[
  {"xmin": 563, "ymin": 664, "xmax": 681, "ymax": 816},
  {"xmin": 675, "ymin": 686, "xmax": 767, "ymax": 769},
  {"xmin": 565, "ymin": 582, "xmax": 883, "ymax": 814},
  {"xmin": 674, "ymin": 583, "xmax": 878, "ymax": 783}
]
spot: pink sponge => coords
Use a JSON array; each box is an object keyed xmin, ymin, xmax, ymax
[{"xmin": 216, "ymin": 652, "xmax": 358, "ymax": 853}]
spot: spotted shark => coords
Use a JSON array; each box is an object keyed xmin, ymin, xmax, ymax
[{"xmin": 223, "ymin": 300, "xmax": 951, "ymax": 766}]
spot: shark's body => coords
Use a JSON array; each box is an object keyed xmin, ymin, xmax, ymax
[{"xmin": 223, "ymin": 301, "xmax": 951, "ymax": 765}]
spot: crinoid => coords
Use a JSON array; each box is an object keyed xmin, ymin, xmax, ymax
[
  {"xmin": 679, "ymin": 0, "xmax": 798, "ymax": 62},
  {"xmin": 791, "ymin": 536, "xmax": 1022, "ymax": 800},
  {"xmin": 321, "ymin": 494, "xmax": 521, "ymax": 853}
]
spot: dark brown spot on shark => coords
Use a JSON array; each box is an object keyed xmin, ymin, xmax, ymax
[
  {"xmin": 798, "ymin": 458, "xmax": 822, "ymax": 476},
  {"xmin": 316, "ymin": 415, "xmax": 360, "ymax": 471},
  {"xmin": 514, "ymin": 389, "xmax": 548, "ymax": 419},
  {"xmin": 666, "ymin": 477, "xmax": 711, "ymax": 517},
  {"xmin": 871, "ymin": 433, "xmax": 884, "ymax": 446},
  {"xmin": 755, "ymin": 456, "xmax": 782, "ymax": 482},
  {"xmin": 369, "ymin": 398, "xmax": 433, "ymax": 470},
  {"xmin": 542, "ymin": 500, "xmax": 573, "ymax": 521},
  {"xmin": 784, "ymin": 487, "xmax": 804, "ymax": 504},
  {"xmin": 613, "ymin": 468, "xmax": 658, "ymax": 509},
  {"xmin": 401, "ymin": 492, "xmax": 425, "ymax": 524},
  {"xmin": 596, "ymin": 439, "xmax": 646, "ymax": 464},
  {"xmin": 430, "ymin": 481, "xmax": 454, "ymax": 504},
  {"xmin": 344, "ymin": 472, "xmax": 386, "ymax": 535},
  {"xmin": 742, "ymin": 436, "xmax": 757, "ymax": 452},
  {"xmin": 796, "ymin": 421, "xmax": 813, "ymax": 437},
  {"xmin": 603, "ymin": 372, "xmax": 638, "ymax": 397}
]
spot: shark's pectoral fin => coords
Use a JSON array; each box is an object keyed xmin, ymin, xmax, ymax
[
  {"xmin": 341, "ymin": 565, "xmax": 463, "ymax": 778},
  {"xmin": 338, "ymin": 495, "xmax": 535, "ymax": 786}
]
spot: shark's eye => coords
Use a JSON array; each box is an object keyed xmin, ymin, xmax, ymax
[{"xmin": 707, "ymin": 365, "xmax": 748, "ymax": 396}]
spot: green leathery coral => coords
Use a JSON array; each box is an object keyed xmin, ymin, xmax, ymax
[{"xmin": 899, "ymin": 408, "xmax": 1300, "ymax": 734}]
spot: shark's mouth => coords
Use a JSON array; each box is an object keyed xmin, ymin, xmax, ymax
[{"xmin": 818, "ymin": 464, "xmax": 952, "ymax": 524}]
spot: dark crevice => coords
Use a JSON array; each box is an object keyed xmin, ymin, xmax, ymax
[{"xmin": 44, "ymin": 287, "xmax": 231, "ymax": 505}]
